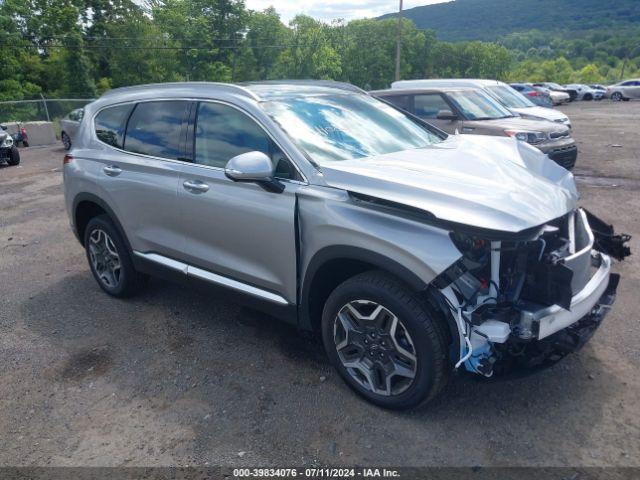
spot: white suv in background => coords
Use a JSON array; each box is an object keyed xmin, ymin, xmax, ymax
[{"xmin": 392, "ymin": 79, "xmax": 572, "ymax": 129}]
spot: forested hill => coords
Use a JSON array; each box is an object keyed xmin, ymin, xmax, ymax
[{"xmin": 379, "ymin": 0, "xmax": 640, "ymax": 41}]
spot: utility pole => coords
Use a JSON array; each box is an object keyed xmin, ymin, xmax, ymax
[{"xmin": 395, "ymin": 0, "xmax": 403, "ymax": 82}]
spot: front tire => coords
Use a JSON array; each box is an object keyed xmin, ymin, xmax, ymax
[
  {"xmin": 611, "ymin": 92, "xmax": 623, "ymax": 101},
  {"xmin": 7, "ymin": 146, "xmax": 20, "ymax": 166},
  {"xmin": 321, "ymin": 271, "xmax": 449, "ymax": 410},
  {"xmin": 84, "ymin": 215, "xmax": 145, "ymax": 297}
]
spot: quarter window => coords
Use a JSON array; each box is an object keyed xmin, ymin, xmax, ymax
[
  {"xmin": 94, "ymin": 104, "xmax": 134, "ymax": 148},
  {"xmin": 124, "ymin": 101, "xmax": 188, "ymax": 160},
  {"xmin": 194, "ymin": 102, "xmax": 284, "ymax": 171},
  {"xmin": 413, "ymin": 94, "xmax": 450, "ymax": 118}
]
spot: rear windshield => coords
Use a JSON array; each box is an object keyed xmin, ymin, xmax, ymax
[
  {"xmin": 261, "ymin": 93, "xmax": 442, "ymax": 164},
  {"xmin": 447, "ymin": 90, "xmax": 514, "ymax": 120},
  {"xmin": 486, "ymin": 85, "xmax": 534, "ymax": 108}
]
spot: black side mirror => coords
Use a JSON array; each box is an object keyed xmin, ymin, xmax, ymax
[{"xmin": 436, "ymin": 110, "xmax": 458, "ymax": 121}]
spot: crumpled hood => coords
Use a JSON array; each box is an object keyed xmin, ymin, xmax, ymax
[
  {"xmin": 512, "ymin": 105, "xmax": 568, "ymax": 122},
  {"xmin": 319, "ymin": 134, "xmax": 578, "ymax": 233}
]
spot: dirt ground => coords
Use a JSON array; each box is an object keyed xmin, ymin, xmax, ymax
[{"xmin": 0, "ymin": 100, "xmax": 639, "ymax": 468}]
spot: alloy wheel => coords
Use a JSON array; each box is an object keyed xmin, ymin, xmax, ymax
[
  {"xmin": 88, "ymin": 228, "xmax": 121, "ymax": 288},
  {"xmin": 333, "ymin": 300, "xmax": 417, "ymax": 396},
  {"xmin": 611, "ymin": 92, "xmax": 622, "ymax": 101}
]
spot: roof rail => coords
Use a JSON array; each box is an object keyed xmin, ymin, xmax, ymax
[
  {"xmin": 99, "ymin": 82, "xmax": 259, "ymax": 100},
  {"xmin": 241, "ymin": 79, "xmax": 367, "ymax": 94}
]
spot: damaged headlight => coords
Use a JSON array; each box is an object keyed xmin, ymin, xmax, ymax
[{"xmin": 504, "ymin": 130, "xmax": 547, "ymax": 145}]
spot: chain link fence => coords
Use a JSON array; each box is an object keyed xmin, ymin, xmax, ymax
[{"xmin": 0, "ymin": 97, "xmax": 95, "ymax": 139}]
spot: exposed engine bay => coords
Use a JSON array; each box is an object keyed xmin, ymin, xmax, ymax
[{"xmin": 433, "ymin": 208, "xmax": 631, "ymax": 377}]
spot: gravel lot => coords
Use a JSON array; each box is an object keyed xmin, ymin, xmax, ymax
[{"xmin": 1, "ymin": 100, "xmax": 639, "ymax": 468}]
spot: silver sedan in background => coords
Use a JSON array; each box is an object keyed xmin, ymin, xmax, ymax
[{"xmin": 59, "ymin": 108, "xmax": 84, "ymax": 150}]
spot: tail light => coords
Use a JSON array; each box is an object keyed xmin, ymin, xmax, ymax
[
  {"xmin": 526, "ymin": 91, "xmax": 538, "ymax": 97},
  {"xmin": 63, "ymin": 154, "xmax": 73, "ymax": 165}
]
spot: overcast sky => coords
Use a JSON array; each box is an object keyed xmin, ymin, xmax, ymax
[{"xmin": 244, "ymin": 0, "xmax": 450, "ymax": 24}]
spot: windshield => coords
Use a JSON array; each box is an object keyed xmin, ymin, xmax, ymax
[
  {"xmin": 446, "ymin": 90, "xmax": 514, "ymax": 120},
  {"xmin": 261, "ymin": 94, "xmax": 442, "ymax": 164},
  {"xmin": 486, "ymin": 85, "xmax": 534, "ymax": 108}
]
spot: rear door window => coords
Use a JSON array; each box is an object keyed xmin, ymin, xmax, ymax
[
  {"xmin": 382, "ymin": 95, "xmax": 412, "ymax": 112},
  {"xmin": 94, "ymin": 104, "xmax": 134, "ymax": 148},
  {"xmin": 124, "ymin": 101, "xmax": 189, "ymax": 160}
]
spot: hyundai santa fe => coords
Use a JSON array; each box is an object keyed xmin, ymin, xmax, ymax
[{"xmin": 63, "ymin": 80, "xmax": 630, "ymax": 409}]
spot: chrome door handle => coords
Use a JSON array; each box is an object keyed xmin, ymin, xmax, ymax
[
  {"xmin": 183, "ymin": 180, "xmax": 210, "ymax": 193},
  {"xmin": 103, "ymin": 165, "xmax": 122, "ymax": 176}
]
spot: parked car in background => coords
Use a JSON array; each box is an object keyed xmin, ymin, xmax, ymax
[
  {"xmin": 533, "ymin": 82, "xmax": 577, "ymax": 101},
  {"xmin": 548, "ymin": 90, "xmax": 570, "ymax": 105},
  {"xmin": 372, "ymin": 86, "xmax": 578, "ymax": 169},
  {"xmin": 391, "ymin": 79, "xmax": 571, "ymax": 128},
  {"xmin": 0, "ymin": 128, "xmax": 20, "ymax": 166},
  {"xmin": 565, "ymin": 84, "xmax": 603, "ymax": 101},
  {"xmin": 589, "ymin": 84, "xmax": 607, "ymax": 93},
  {"xmin": 509, "ymin": 83, "xmax": 553, "ymax": 107},
  {"xmin": 60, "ymin": 108, "xmax": 84, "ymax": 150},
  {"xmin": 63, "ymin": 81, "xmax": 629, "ymax": 409},
  {"xmin": 605, "ymin": 79, "xmax": 640, "ymax": 101}
]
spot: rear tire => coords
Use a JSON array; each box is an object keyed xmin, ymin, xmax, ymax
[
  {"xmin": 84, "ymin": 215, "xmax": 146, "ymax": 297},
  {"xmin": 7, "ymin": 146, "xmax": 20, "ymax": 166},
  {"xmin": 321, "ymin": 270, "xmax": 449, "ymax": 410},
  {"xmin": 584, "ymin": 93, "xmax": 593, "ymax": 101}
]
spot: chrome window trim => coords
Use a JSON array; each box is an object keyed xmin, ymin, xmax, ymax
[
  {"xmin": 133, "ymin": 251, "xmax": 289, "ymax": 305},
  {"xmin": 91, "ymin": 97, "xmax": 308, "ymax": 184}
]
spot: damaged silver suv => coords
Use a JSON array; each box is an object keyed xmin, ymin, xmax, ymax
[{"xmin": 63, "ymin": 81, "xmax": 630, "ymax": 409}]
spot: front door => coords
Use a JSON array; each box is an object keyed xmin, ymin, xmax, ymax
[{"xmin": 178, "ymin": 101, "xmax": 302, "ymax": 304}]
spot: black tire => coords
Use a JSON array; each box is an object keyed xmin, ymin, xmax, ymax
[
  {"xmin": 583, "ymin": 93, "xmax": 593, "ymax": 101},
  {"xmin": 321, "ymin": 270, "xmax": 449, "ymax": 410},
  {"xmin": 61, "ymin": 132, "xmax": 71, "ymax": 150},
  {"xmin": 84, "ymin": 214, "xmax": 145, "ymax": 297},
  {"xmin": 7, "ymin": 146, "xmax": 20, "ymax": 166},
  {"xmin": 611, "ymin": 92, "xmax": 623, "ymax": 102}
]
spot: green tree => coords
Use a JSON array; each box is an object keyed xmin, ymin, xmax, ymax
[
  {"xmin": 245, "ymin": 7, "xmax": 290, "ymax": 80},
  {"xmin": 270, "ymin": 15, "xmax": 341, "ymax": 80},
  {"xmin": 574, "ymin": 63, "xmax": 604, "ymax": 83},
  {"xmin": 62, "ymin": 31, "xmax": 96, "ymax": 96}
]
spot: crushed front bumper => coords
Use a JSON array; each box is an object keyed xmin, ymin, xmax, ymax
[
  {"xmin": 492, "ymin": 272, "xmax": 619, "ymax": 375},
  {"xmin": 521, "ymin": 252, "xmax": 612, "ymax": 340}
]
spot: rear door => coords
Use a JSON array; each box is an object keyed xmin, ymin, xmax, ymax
[
  {"xmin": 95, "ymin": 100, "xmax": 189, "ymax": 259},
  {"xmin": 177, "ymin": 101, "xmax": 302, "ymax": 304},
  {"xmin": 412, "ymin": 93, "xmax": 462, "ymax": 133}
]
